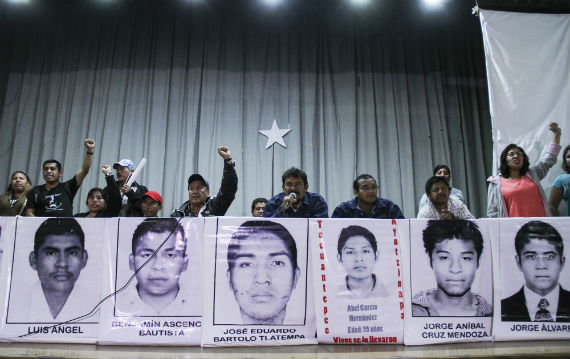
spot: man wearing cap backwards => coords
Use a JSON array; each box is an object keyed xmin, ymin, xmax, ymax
[
  {"xmin": 104, "ymin": 158, "xmax": 148, "ymax": 217},
  {"xmin": 171, "ymin": 146, "xmax": 237, "ymax": 217},
  {"xmin": 141, "ymin": 191, "xmax": 163, "ymax": 217}
]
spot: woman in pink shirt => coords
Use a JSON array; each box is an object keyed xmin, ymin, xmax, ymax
[{"xmin": 486, "ymin": 123, "xmax": 562, "ymax": 217}]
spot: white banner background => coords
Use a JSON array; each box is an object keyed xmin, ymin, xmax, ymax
[
  {"xmin": 403, "ymin": 219, "xmax": 493, "ymax": 345},
  {"xmin": 310, "ymin": 218, "xmax": 404, "ymax": 344},
  {"xmin": 493, "ymin": 217, "xmax": 570, "ymax": 341},
  {"xmin": 98, "ymin": 218, "xmax": 203, "ymax": 345},
  {"xmin": 479, "ymin": 9, "xmax": 570, "ymax": 205}
]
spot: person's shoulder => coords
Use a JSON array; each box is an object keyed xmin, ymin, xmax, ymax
[
  {"xmin": 306, "ymin": 191, "xmax": 327, "ymax": 202},
  {"xmin": 552, "ymin": 173, "xmax": 570, "ymax": 187},
  {"xmin": 473, "ymin": 293, "xmax": 493, "ymax": 316},
  {"xmin": 560, "ymin": 286, "xmax": 570, "ymax": 299},
  {"xmin": 501, "ymin": 287, "xmax": 524, "ymax": 305}
]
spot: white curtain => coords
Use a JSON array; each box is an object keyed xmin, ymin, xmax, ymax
[
  {"xmin": 0, "ymin": 1, "xmax": 492, "ymax": 217},
  {"xmin": 479, "ymin": 9, "xmax": 570, "ymax": 192}
]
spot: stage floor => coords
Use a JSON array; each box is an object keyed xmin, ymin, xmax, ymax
[{"xmin": 0, "ymin": 340, "xmax": 568, "ymax": 358}]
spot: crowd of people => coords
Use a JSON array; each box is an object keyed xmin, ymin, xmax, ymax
[{"xmin": 0, "ymin": 123, "xmax": 568, "ymax": 219}]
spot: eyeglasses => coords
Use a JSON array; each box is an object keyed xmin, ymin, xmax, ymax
[
  {"xmin": 507, "ymin": 151, "xmax": 524, "ymax": 158},
  {"xmin": 359, "ymin": 185, "xmax": 378, "ymax": 192},
  {"xmin": 284, "ymin": 182, "xmax": 305, "ymax": 190}
]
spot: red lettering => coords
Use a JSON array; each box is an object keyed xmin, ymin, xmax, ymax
[
  {"xmin": 325, "ymin": 328, "xmax": 330, "ymax": 334},
  {"xmin": 398, "ymin": 291, "xmax": 403, "ymax": 298},
  {"xmin": 320, "ymin": 253, "xmax": 325, "ymax": 260},
  {"xmin": 324, "ymin": 318, "xmax": 329, "ymax": 324},
  {"xmin": 324, "ymin": 307, "xmax": 328, "ymax": 315},
  {"xmin": 394, "ymin": 248, "xmax": 399, "ymax": 255},
  {"xmin": 320, "ymin": 264, "xmax": 325, "ymax": 270},
  {"xmin": 323, "ymin": 296, "xmax": 327, "ymax": 303},
  {"xmin": 396, "ymin": 259, "xmax": 400, "ymax": 266},
  {"xmin": 322, "ymin": 284, "xmax": 326, "ymax": 292},
  {"xmin": 393, "ymin": 238, "xmax": 398, "ymax": 245},
  {"xmin": 400, "ymin": 302, "xmax": 404, "ymax": 310},
  {"xmin": 321, "ymin": 274, "xmax": 326, "ymax": 281},
  {"xmin": 393, "ymin": 228, "xmax": 397, "ymax": 236},
  {"xmin": 317, "ymin": 220, "xmax": 322, "ymax": 228},
  {"xmin": 397, "ymin": 268, "xmax": 401, "ymax": 277},
  {"xmin": 319, "ymin": 242, "xmax": 323, "ymax": 249},
  {"xmin": 318, "ymin": 232, "xmax": 323, "ymax": 238},
  {"xmin": 401, "ymin": 313, "xmax": 404, "ymax": 319},
  {"xmin": 398, "ymin": 281, "xmax": 402, "ymax": 288},
  {"xmin": 392, "ymin": 219, "xmax": 396, "ymax": 225}
]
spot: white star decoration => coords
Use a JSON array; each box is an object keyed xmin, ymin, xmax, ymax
[{"xmin": 259, "ymin": 120, "xmax": 291, "ymax": 149}]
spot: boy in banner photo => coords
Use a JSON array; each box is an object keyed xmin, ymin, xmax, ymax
[
  {"xmin": 493, "ymin": 218, "xmax": 570, "ymax": 341},
  {"xmin": 404, "ymin": 219, "xmax": 493, "ymax": 345},
  {"xmin": 202, "ymin": 217, "xmax": 316, "ymax": 346},
  {"xmin": 98, "ymin": 217, "xmax": 202, "ymax": 346},
  {"xmin": 311, "ymin": 219, "xmax": 404, "ymax": 344},
  {"xmin": 1, "ymin": 217, "xmax": 103, "ymax": 342}
]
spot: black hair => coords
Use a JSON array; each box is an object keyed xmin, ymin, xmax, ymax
[
  {"xmin": 337, "ymin": 225, "xmax": 378, "ymax": 257},
  {"xmin": 34, "ymin": 218, "xmax": 85, "ymax": 254},
  {"xmin": 43, "ymin": 159, "xmax": 62, "ymax": 172},
  {"xmin": 425, "ymin": 176, "xmax": 450, "ymax": 195},
  {"xmin": 7, "ymin": 171, "xmax": 32, "ymax": 192},
  {"xmin": 131, "ymin": 218, "xmax": 186, "ymax": 255},
  {"xmin": 514, "ymin": 220, "xmax": 564, "ymax": 259},
  {"xmin": 422, "ymin": 219, "xmax": 484, "ymax": 265},
  {"xmin": 562, "ymin": 145, "xmax": 570, "ymax": 173},
  {"xmin": 433, "ymin": 164, "xmax": 450, "ymax": 176},
  {"xmin": 85, "ymin": 187, "xmax": 108, "ymax": 207},
  {"xmin": 499, "ymin": 144, "xmax": 530, "ymax": 177},
  {"xmin": 251, "ymin": 198, "xmax": 268, "ymax": 212},
  {"xmin": 353, "ymin": 174, "xmax": 376, "ymax": 191},
  {"xmin": 281, "ymin": 167, "xmax": 308, "ymax": 186},
  {"xmin": 227, "ymin": 220, "xmax": 298, "ymax": 272}
]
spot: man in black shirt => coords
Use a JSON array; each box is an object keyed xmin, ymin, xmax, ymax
[{"xmin": 25, "ymin": 139, "xmax": 95, "ymax": 217}]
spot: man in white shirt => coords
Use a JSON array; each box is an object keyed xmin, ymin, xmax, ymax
[
  {"xmin": 417, "ymin": 177, "xmax": 474, "ymax": 220},
  {"xmin": 501, "ymin": 220, "xmax": 569, "ymax": 322}
]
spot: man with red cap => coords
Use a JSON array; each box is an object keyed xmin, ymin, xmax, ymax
[
  {"xmin": 171, "ymin": 146, "xmax": 237, "ymax": 217},
  {"xmin": 141, "ymin": 191, "xmax": 163, "ymax": 217}
]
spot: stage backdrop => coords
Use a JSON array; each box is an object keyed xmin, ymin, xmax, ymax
[
  {"xmin": 479, "ymin": 9, "xmax": 570, "ymax": 209},
  {"xmin": 0, "ymin": 0, "xmax": 492, "ymax": 218}
]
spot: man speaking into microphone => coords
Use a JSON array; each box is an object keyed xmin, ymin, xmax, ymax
[{"xmin": 263, "ymin": 167, "xmax": 328, "ymax": 218}]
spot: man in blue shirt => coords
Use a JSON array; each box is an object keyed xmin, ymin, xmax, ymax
[
  {"xmin": 332, "ymin": 174, "xmax": 404, "ymax": 219},
  {"xmin": 263, "ymin": 167, "xmax": 328, "ymax": 218}
]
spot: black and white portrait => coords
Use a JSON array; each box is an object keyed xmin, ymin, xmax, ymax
[
  {"xmin": 6, "ymin": 218, "xmax": 102, "ymax": 324},
  {"xmin": 114, "ymin": 217, "xmax": 201, "ymax": 317},
  {"xmin": 411, "ymin": 219, "xmax": 493, "ymax": 317},
  {"xmin": 213, "ymin": 219, "xmax": 308, "ymax": 325},
  {"xmin": 500, "ymin": 220, "xmax": 570, "ymax": 323}
]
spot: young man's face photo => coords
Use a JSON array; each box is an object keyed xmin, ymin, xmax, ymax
[
  {"xmin": 430, "ymin": 238, "xmax": 477, "ymax": 297},
  {"xmin": 338, "ymin": 235, "xmax": 377, "ymax": 280},
  {"xmin": 129, "ymin": 231, "xmax": 188, "ymax": 298},
  {"xmin": 516, "ymin": 239, "xmax": 565, "ymax": 296},
  {"xmin": 227, "ymin": 232, "xmax": 300, "ymax": 323},
  {"xmin": 29, "ymin": 234, "xmax": 87, "ymax": 295}
]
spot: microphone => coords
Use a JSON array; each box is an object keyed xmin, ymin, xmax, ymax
[{"xmin": 283, "ymin": 192, "xmax": 297, "ymax": 211}]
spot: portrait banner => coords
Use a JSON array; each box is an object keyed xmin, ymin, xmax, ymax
[
  {"xmin": 309, "ymin": 218, "xmax": 404, "ymax": 344},
  {"xmin": 0, "ymin": 217, "xmax": 105, "ymax": 343},
  {"xmin": 0, "ymin": 216, "xmax": 16, "ymax": 341},
  {"xmin": 201, "ymin": 217, "xmax": 317, "ymax": 347},
  {"xmin": 493, "ymin": 217, "xmax": 570, "ymax": 341},
  {"xmin": 98, "ymin": 217, "xmax": 203, "ymax": 345},
  {"xmin": 403, "ymin": 219, "xmax": 493, "ymax": 345}
]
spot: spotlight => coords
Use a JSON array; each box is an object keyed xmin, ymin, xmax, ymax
[
  {"xmin": 423, "ymin": 0, "xmax": 444, "ymax": 7},
  {"xmin": 350, "ymin": 0, "xmax": 370, "ymax": 5},
  {"xmin": 5, "ymin": 0, "xmax": 32, "ymax": 4},
  {"xmin": 260, "ymin": 0, "xmax": 283, "ymax": 7}
]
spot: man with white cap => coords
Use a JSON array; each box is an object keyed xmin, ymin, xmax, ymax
[
  {"xmin": 171, "ymin": 146, "xmax": 237, "ymax": 217},
  {"xmin": 104, "ymin": 158, "xmax": 148, "ymax": 217}
]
